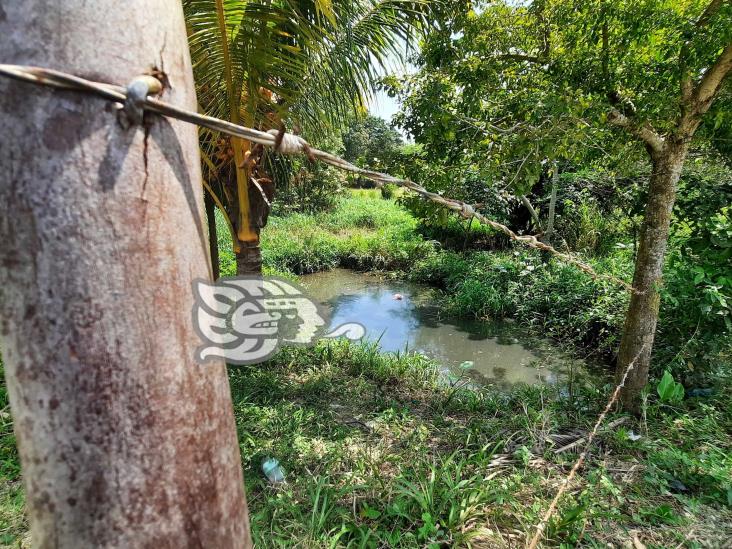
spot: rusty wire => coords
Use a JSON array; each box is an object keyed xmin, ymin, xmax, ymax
[
  {"xmin": 525, "ymin": 345, "xmax": 644, "ymax": 549},
  {"xmin": 0, "ymin": 64, "xmax": 635, "ymax": 292}
]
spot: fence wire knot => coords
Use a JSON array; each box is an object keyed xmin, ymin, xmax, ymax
[
  {"xmin": 267, "ymin": 128, "xmax": 304, "ymax": 155},
  {"xmin": 123, "ymin": 75, "xmax": 162, "ymax": 126}
]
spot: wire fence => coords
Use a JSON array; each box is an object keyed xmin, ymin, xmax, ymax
[
  {"xmin": 525, "ymin": 347, "xmax": 643, "ymax": 549},
  {"xmin": 0, "ymin": 64, "xmax": 636, "ymax": 293}
]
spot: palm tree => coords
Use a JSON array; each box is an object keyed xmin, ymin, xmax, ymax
[{"xmin": 184, "ymin": 0, "xmax": 431, "ymax": 274}]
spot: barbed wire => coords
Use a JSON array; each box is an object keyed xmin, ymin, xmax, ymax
[
  {"xmin": 525, "ymin": 345, "xmax": 644, "ymax": 549},
  {"xmin": 0, "ymin": 64, "xmax": 635, "ymax": 292}
]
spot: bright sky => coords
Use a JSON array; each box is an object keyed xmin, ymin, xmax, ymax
[
  {"xmin": 368, "ymin": 90, "xmax": 401, "ymax": 122},
  {"xmin": 365, "ymin": 42, "xmax": 416, "ymax": 136},
  {"xmin": 369, "ymin": 34, "xmax": 417, "ymax": 123}
]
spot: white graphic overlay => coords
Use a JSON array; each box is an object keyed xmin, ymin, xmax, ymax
[{"xmin": 192, "ymin": 276, "xmax": 365, "ymax": 364}]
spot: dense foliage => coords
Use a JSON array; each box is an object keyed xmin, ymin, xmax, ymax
[
  {"xmin": 342, "ymin": 115, "xmax": 404, "ymax": 171},
  {"xmin": 380, "ymin": 0, "xmax": 732, "ymax": 382}
]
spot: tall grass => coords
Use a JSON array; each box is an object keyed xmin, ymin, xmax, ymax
[
  {"xmin": 409, "ymin": 249, "xmax": 632, "ymax": 358},
  {"xmin": 215, "ymin": 189, "xmax": 433, "ymax": 276}
]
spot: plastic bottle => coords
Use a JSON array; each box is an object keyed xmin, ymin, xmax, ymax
[{"xmin": 262, "ymin": 457, "xmax": 286, "ymax": 484}]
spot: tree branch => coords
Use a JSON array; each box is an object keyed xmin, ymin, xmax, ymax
[
  {"xmin": 519, "ymin": 195, "xmax": 543, "ymax": 230},
  {"xmin": 696, "ymin": 0, "xmax": 725, "ymax": 28},
  {"xmin": 678, "ymin": 1, "xmax": 731, "ymax": 133},
  {"xmin": 607, "ymin": 109, "xmax": 665, "ymax": 154},
  {"xmin": 691, "ymin": 42, "xmax": 732, "ymax": 110},
  {"xmin": 679, "ymin": 42, "xmax": 732, "ymax": 136}
]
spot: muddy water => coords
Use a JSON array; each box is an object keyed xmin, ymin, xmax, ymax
[{"xmin": 301, "ymin": 269, "xmax": 587, "ymax": 388}]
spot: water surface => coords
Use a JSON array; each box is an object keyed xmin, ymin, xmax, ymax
[{"xmin": 301, "ymin": 269, "xmax": 586, "ymax": 388}]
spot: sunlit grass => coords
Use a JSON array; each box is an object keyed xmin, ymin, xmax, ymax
[
  {"xmin": 231, "ymin": 341, "xmax": 732, "ymax": 547},
  {"xmin": 215, "ymin": 189, "xmax": 432, "ymax": 277}
]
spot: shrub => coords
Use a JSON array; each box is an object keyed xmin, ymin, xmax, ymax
[{"xmin": 380, "ymin": 183, "xmax": 397, "ymax": 199}]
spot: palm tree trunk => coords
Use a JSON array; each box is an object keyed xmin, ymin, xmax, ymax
[
  {"xmin": 236, "ymin": 236, "xmax": 263, "ymax": 275},
  {"xmin": 616, "ymin": 141, "xmax": 688, "ymax": 412},
  {"xmin": 0, "ymin": 1, "xmax": 251, "ymax": 546}
]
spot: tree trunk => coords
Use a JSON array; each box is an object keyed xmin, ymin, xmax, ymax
[
  {"xmin": 236, "ymin": 237, "xmax": 263, "ymax": 275},
  {"xmin": 544, "ymin": 161, "xmax": 559, "ymax": 245},
  {"xmin": 615, "ymin": 142, "xmax": 688, "ymax": 412},
  {"xmin": 205, "ymin": 192, "xmax": 220, "ymax": 280},
  {"xmin": 519, "ymin": 195, "xmax": 542, "ymax": 231},
  {"xmin": 234, "ymin": 173, "xmax": 271, "ymax": 275},
  {"xmin": 0, "ymin": 1, "xmax": 251, "ymax": 546}
]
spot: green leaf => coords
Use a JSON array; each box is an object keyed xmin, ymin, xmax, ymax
[
  {"xmin": 361, "ymin": 504, "xmax": 381, "ymax": 519},
  {"xmin": 657, "ymin": 371, "xmax": 684, "ymax": 403}
]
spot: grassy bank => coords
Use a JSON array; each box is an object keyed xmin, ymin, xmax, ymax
[
  {"xmin": 217, "ymin": 189, "xmax": 433, "ymax": 277},
  {"xmin": 216, "ymin": 190, "xmax": 630, "ymax": 361},
  {"xmin": 235, "ymin": 342, "xmax": 731, "ymax": 547}
]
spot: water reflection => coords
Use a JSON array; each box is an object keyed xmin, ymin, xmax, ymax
[{"xmin": 302, "ymin": 268, "xmax": 584, "ymax": 388}]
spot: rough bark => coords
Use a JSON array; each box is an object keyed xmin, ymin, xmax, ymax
[
  {"xmin": 616, "ymin": 142, "xmax": 688, "ymax": 412},
  {"xmin": 0, "ymin": 1, "xmax": 251, "ymax": 546},
  {"xmin": 234, "ymin": 175, "xmax": 272, "ymax": 275},
  {"xmin": 205, "ymin": 192, "xmax": 220, "ymax": 280},
  {"xmin": 236, "ymin": 238, "xmax": 263, "ymax": 275}
]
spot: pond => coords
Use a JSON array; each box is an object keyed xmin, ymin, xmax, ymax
[{"xmin": 301, "ymin": 268, "xmax": 590, "ymax": 388}]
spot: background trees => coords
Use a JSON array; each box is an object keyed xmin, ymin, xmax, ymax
[
  {"xmin": 343, "ymin": 115, "xmax": 404, "ymax": 170},
  {"xmin": 388, "ymin": 0, "xmax": 732, "ymax": 409}
]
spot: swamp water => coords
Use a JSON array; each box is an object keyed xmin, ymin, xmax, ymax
[{"xmin": 301, "ymin": 268, "xmax": 590, "ymax": 388}]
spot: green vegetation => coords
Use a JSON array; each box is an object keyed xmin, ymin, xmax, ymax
[
  {"xmin": 2, "ymin": 339, "xmax": 730, "ymax": 546},
  {"xmin": 342, "ymin": 115, "xmax": 404, "ymax": 175},
  {"xmin": 233, "ymin": 342, "xmax": 731, "ymax": 546},
  {"xmin": 217, "ymin": 190, "xmax": 433, "ymax": 277},
  {"xmin": 387, "ymin": 0, "xmax": 732, "ymax": 407},
  {"xmin": 0, "ymin": 356, "xmax": 26, "ymax": 547},
  {"xmin": 186, "ymin": 0, "xmax": 433, "ymax": 269},
  {"xmin": 409, "ymin": 249, "xmax": 631, "ymax": 358},
  {"xmin": 214, "ymin": 189, "xmax": 731, "ymax": 545},
  {"xmin": 2, "ymin": 0, "xmax": 730, "ymax": 544},
  {"xmin": 216, "ymin": 189, "xmax": 730, "ymax": 384},
  {"xmin": 409, "ymin": 244, "xmax": 731, "ymax": 385},
  {"xmin": 2, "ymin": 190, "xmax": 731, "ymax": 546}
]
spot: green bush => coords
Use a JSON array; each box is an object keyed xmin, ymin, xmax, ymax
[
  {"xmin": 380, "ymin": 183, "xmax": 397, "ymax": 199},
  {"xmin": 410, "ymin": 249, "xmax": 630, "ymax": 357}
]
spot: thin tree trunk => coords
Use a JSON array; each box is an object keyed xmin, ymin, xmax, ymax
[
  {"xmin": 519, "ymin": 195, "xmax": 542, "ymax": 231},
  {"xmin": 206, "ymin": 192, "xmax": 221, "ymax": 280},
  {"xmin": 0, "ymin": 1, "xmax": 251, "ymax": 546},
  {"xmin": 616, "ymin": 141, "xmax": 688, "ymax": 412},
  {"xmin": 235, "ymin": 173, "xmax": 271, "ymax": 276},
  {"xmin": 544, "ymin": 161, "xmax": 559, "ymax": 245}
]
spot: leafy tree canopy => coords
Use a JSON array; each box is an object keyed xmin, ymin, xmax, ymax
[
  {"xmin": 342, "ymin": 115, "xmax": 404, "ymax": 168},
  {"xmin": 387, "ymin": 0, "xmax": 732, "ymax": 194}
]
